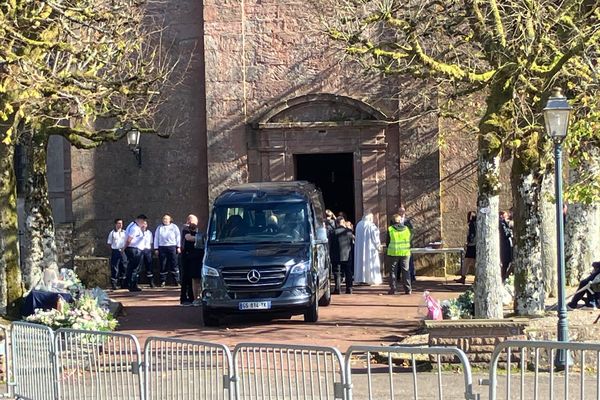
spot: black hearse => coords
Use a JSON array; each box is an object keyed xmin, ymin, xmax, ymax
[{"xmin": 201, "ymin": 181, "xmax": 331, "ymax": 326}]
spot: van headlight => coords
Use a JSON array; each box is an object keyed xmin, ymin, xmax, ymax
[
  {"xmin": 290, "ymin": 261, "xmax": 310, "ymax": 275},
  {"xmin": 202, "ymin": 265, "xmax": 219, "ymax": 277}
]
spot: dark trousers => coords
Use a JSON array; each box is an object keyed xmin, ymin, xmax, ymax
[
  {"xmin": 141, "ymin": 249, "xmax": 154, "ymax": 281},
  {"xmin": 409, "ymin": 255, "xmax": 416, "ymax": 282},
  {"xmin": 569, "ymin": 271, "xmax": 600, "ymax": 307},
  {"xmin": 158, "ymin": 246, "xmax": 180, "ymax": 284},
  {"xmin": 333, "ymin": 261, "xmax": 353, "ymax": 293},
  {"xmin": 124, "ymin": 247, "xmax": 142, "ymax": 289},
  {"xmin": 110, "ymin": 249, "xmax": 127, "ymax": 286},
  {"xmin": 389, "ymin": 255, "xmax": 411, "ymax": 294},
  {"xmin": 180, "ymin": 255, "xmax": 195, "ymax": 303}
]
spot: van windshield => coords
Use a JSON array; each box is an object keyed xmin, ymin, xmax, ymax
[{"xmin": 208, "ymin": 202, "xmax": 310, "ymax": 244}]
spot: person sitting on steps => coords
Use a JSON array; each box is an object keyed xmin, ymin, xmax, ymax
[{"xmin": 568, "ymin": 261, "xmax": 600, "ymax": 310}]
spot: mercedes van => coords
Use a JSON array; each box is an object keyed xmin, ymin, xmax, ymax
[{"xmin": 201, "ymin": 181, "xmax": 331, "ymax": 326}]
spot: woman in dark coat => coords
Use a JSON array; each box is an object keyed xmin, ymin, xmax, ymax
[
  {"xmin": 499, "ymin": 210, "xmax": 513, "ymax": 282},
  {"xmin": 455, "ymin": 211, "xmax": 476, "ymax": 284},
  {"xmin": 331, "ymin": 216, "xmax": 355, "ymax": 294}
]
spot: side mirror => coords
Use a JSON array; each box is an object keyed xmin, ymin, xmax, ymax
[{"xmin": 315, "ymin": 227, "xmax": 328, "ymax": 243}]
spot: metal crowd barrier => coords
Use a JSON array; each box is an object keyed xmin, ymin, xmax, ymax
[
  {"xmin": 10, "ymin": 322, "xmax": 600, "ymax": 400},
  {"xmin": 482, "ymin": 340, "xmax": 600, "ymax": 400},
  {"xmin": 232, "ymin": 342, "xmax": 347, "ymax": 399},
  {"xmin": 10, "ymin": 321, "xmax": 56, "ymax": 400},
  {"xmin": 345, "ymin": 345, "xmax": 479, "ymax": 400},
  {"xmin": 144, "ymin": 336, "xmax": 234, "ymax": 400},
  {"xmin": 0, "ymin": 325, "xmax": 11, "ymax": 398},
  {"xmin": 54, "ymin": 328, "xmax": 143, "ymax": 400}
]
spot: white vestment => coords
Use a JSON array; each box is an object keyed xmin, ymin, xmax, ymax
[{"xmin": 354, "ymin": 218, "xmax": 382, "ymax": 284}]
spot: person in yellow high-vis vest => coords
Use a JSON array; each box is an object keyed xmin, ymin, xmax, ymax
[{"xmin": 386, "ymin": 214, "xmax": 412, "ymax": 295}]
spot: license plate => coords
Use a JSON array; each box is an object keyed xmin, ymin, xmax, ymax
[{"xmin": 239, "ymin": 301, "xmax": 271, "ymax": 310}]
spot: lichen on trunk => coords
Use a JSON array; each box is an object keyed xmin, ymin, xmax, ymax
[
  {"xmin": 512, "ymin": 157, "xmax": 545, "ymax": 316},
  {"xmin": 20, "ymin": 132, "xmax": 59, "ymax": 290},
  {"xmin": 565, "ymin": 146, "xmax": 600, "ymax": 286},
  {"xmin": 474, "ymin": 153, "xmax": 504, "ymax": 318},
  {"xmin": 0, "ymin": 139, "xmax": 24, "ymax": 317},
  {"xmin": 540, "ymin": 171, "xmax": 558, "ymax": 298},
  {"xmin": 473, "ymin": 86, "xmax": 511, "ymax": 319}
]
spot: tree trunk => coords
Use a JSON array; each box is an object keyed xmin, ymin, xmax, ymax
[
  {"xmin": 512, "ymin": 158, "xmax": 545, "ymax": 315},
  {"xmin": 565, "ymin": 147, "xmax": 600, "ymax": 286},
  {"xmin": 472, "ymin": 84, "xmax": 511, "ymax": 319},
  {"xmin": 0, "ymin": 140, "xmax": 24, "ymax": 317},
  {"xmin": 20, "ymin": 133, "xmax": 59, "ymax": 290},
  {"xmin": 474, "ymin": 149, "xmax": 504, "ymax": 318},
  {"xmin": 540, "ymin": 171, "xmax": 558, "ymax": 298}
]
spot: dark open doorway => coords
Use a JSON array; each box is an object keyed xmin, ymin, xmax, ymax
[{"xmin": 295, "ymin": 153, "xmax": 355, "ymax": 223}]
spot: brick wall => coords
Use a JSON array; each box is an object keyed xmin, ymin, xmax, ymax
[
  {"xmin": 425, "ymin": 320, "xmax": 528, "ymax": 365},
  {"xmin": 70, "ymin": 0, "xmax": 209, "ymax": 257}
]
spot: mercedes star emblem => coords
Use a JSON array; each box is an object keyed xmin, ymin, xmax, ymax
[{"xmin": 247, "ymin": 269, "xmax": 261, "ymax": 283}]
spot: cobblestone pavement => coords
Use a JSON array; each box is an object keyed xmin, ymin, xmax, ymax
[{"xmin": 111, "ymin": 277, "xmax": 470, "ymax": 348}]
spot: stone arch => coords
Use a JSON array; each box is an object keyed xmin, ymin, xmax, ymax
[
  {"xmin": 253, "ymin": 93, "xmax": 389, "ymax": 127},
  {"xmin": 248, "ymin": 93, "xmax": 394, "ymax": 230}
]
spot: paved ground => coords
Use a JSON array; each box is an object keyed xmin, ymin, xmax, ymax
[{"xmin": 111, "ymin": 277, "xmax": 470, "ymax": 349}]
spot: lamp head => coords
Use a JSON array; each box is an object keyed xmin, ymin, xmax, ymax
[
  {"xmin": 126, "ymin": 129, "xmax": 140, "ymax": 149},
  {"xmin": 543, "ymin": 88, "xmax": 572, "ymax": 142}
]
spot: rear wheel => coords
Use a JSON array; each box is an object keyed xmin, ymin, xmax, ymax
[
  {"xmin": 304, "ymin": 293, "xmax": 319, "ymax": 322},
  {"xmin": 202, "ymin": 307, "xmax": 220, "ymax": 327}
]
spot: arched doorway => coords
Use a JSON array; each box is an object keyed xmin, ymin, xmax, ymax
[{"xmin": 248, "ymin": 93, "xmax": 395, "ymax": 227}]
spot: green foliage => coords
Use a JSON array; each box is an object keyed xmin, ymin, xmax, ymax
[{"xmin": 441, "ymin": 289, "xmax": 475, "ymax": 320}]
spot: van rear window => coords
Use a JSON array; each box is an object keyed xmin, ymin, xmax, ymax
[{"xmin": 208, "ymin": 203, "xmax": 310, "ymax": 244}]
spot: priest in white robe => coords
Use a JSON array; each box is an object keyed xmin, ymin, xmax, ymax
[{"xmin": 354, "ymin": 213, "xmax": 382, "ymax": 285}]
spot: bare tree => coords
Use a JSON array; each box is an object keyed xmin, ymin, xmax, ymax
[
  {"xmin": 325, "ymin": 0, "xmax": 599, "ymax": 317},
  {"xmin": 0, "ymin": 0, "xmax": 188, "ymax": 314}
]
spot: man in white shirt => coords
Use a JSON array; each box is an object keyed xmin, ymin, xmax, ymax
[
  {"xmin": 154, "ymin": 214, "xmax": 181, "ymax": 287},
  {"xmin": 107, "ymin": 218, "xmax": 126, "ymax": 290},
  {"xmin": 124, "ymin": 214, "xmax": 147, "ymax": 292},
  {"xmin": 140, "ymin": 220, "xmax": 155, "ymax": 288}
]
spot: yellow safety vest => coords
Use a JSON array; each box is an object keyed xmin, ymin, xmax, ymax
[{"xmin": 387, "ymin": 226, "xmax": 411, "ymax": 256}]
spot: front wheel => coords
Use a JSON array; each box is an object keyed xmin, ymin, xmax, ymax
[
  {"xmin": 318, "ymin": 279, "xmax": 331, "ymax": 306},
  {"xmin": 304, "ymin": 294, "xmax": 319, "ymax": 322}
]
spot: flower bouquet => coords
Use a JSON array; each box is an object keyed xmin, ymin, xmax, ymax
[
  {"xmin": 25, "ymin": 292, "xmax": 118, "ymax": 332},
  {"xmin": 441, "ymin": 289, "xmax": 475, "ymax": 320}
]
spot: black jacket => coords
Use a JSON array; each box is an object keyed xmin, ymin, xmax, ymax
[{"xmin": 331, "ymin": 226, "xmax": 354, "ymax": 264}]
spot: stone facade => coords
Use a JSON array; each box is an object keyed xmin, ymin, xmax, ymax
[
  {"xmin": 69, "ymin": 0, "xmax": 208, "ymax": 255},
  {"xmin": 62, "ymin": 1, "xmax": 511, "ymax": 265}
]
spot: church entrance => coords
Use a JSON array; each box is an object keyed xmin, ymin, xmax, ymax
[{"xmin": 295, "ymin": 153, "xmax": 356, "ymax": 223}]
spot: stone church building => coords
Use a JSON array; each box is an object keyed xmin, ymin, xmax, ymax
[{"xmin": 40, "ymin": 1, "xmax": 510, "ymax": 268}]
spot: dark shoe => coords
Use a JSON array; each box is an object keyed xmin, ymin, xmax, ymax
[
  {"xmin": 387, "ymin": 289, "xmax": 396, "ymax": 295},
  {"xmin": 149, "ymin": 280, "xmax": 156, "ymax": 288},
  {"xmin": 454, "ymin": 277, "xmax": 466, "ymax": 284},
  {"xmin": 111, "ymin": 282, "xmax": 118, "ymax": 291},
  {"xmin": 332, "ymin": 289, "xmax": 341, "ymax": 295},
  {"xmin": 405, "ymin": 290, "xmax": 412, "ymax": 295},
  {"xmin": 160, "ymin": 282, "xmax": 166, "ymax": 288},
  {"xmin": 129, "ymin": 286, "xmax": 142, "ymax": 292},
  {"xmin": 179, "ymin": 302, "xmax": 193, "ymax": 307},
  {"xmin": 345, "ymin": 289, "xmax": 353, "ymax": 294}
]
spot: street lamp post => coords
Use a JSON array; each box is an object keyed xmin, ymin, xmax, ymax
[
  {"xmin": 126, "ymin": 129, "xmax": 142, "ymax": 167},
  {"xmin": 543, "ymin": 88, "xmax": 572, "ymax": 368}
]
